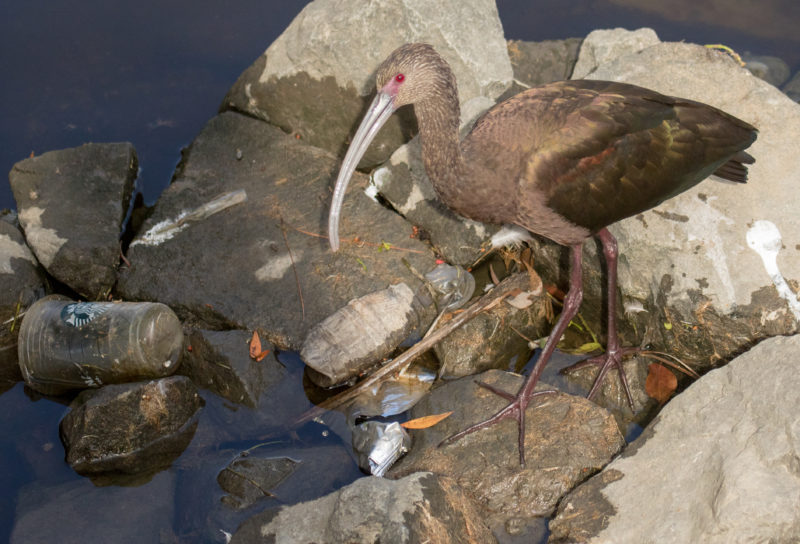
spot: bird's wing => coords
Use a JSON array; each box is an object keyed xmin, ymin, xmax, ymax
[
  {"xmin": 525, "ymin": 81, "xmax": 693, "ymax": 231},
  {"xmin": 464, "ymin": 81, "xmax": 684, "ymax": 233},
  {"xmin": 463, "ymin": 81, "xmax": 755, "ymax": 235}
]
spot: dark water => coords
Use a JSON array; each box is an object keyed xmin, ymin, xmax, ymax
[
  {"xmin": 1, "ymin": 1, "xmax": 798, "ymax": 541},
  {"xmin": 2, "ymin": 0, "xmax": 798, "ymax": 211}
]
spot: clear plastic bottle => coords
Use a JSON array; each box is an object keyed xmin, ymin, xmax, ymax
[{"xmin": 18, "ymin": 296, "xmax": 184, "ymax": 395}]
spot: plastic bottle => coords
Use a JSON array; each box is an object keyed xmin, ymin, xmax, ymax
[{"xmin": 18, "ymin": 296, "xmax": 184, "ymax": 395}]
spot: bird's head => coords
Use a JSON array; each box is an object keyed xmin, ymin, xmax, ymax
[
  {"xmin": 374, "ymin": 43, "xmax": 450, "ymax": 109},
  {"xmin": 328, "ymin": 43, "xmax": 452, "ymax": 251}
]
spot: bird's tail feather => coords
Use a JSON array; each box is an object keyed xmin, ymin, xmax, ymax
[{"xmin": 713, "ymin": 151, "xmax": 755, "ymax": 183}]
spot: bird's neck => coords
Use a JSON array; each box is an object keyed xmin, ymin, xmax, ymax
[{"xmin": 414, "ymin": 84, "xmax": 465, "ymax": 200}]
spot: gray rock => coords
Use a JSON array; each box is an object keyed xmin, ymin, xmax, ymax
[
  {"xmin": 576, "ymin": 34, "xmax": 800, "ymax": 371},
  {"xmin": 550, "ymin": 335, "xmax": 800, "ymax": 543},
  {"xmin": 60, "ymin": 376, "xmax": 202, "ymax": 475},
  {"xmin": 742, "ymin": 52, "xmax": 791, "ymax": 87},
  {"xmin": 8, "ymin": 142, "xmax": 137, "ymax": 299},
  {"xmin": 11, "ymin": 470, "xmax": 176, "ymax": 544},
  {"xmin": 571, "ymin": 28, "xmax": 660, "ymax": 79},
  {"xmin": 301, "ymin": 282, "xmax": 433, "ymax": 386},
  {"xmin": 0, "ymin": 220, "xmax": 44, "ymax": 386},
  {"xmin": 435, "ymin": 272, "xmax": 551, "ymax": 378},
  {"xmin": 506, "ymin": 38, "xmax": 583, "ymax": 90},
  {"xmin": 116, "ymin": 112, "xmax": 437, "ymax": 350},
  {"xmin": 231, "ymin": 472, "xmax": 496, "ymax": 544},
  {"xmin": 181, "ymin": 329, "xmax": 285, "ymax": 407},
  {"xmin": 221, "ymin": 0, "xmax": 511, "ymax": 168},
  {"xmin": 390, "ymin": 370, "xmax": 624, "ymax": 537},
  {"xmin": 0, "ymin": 220, "xmax": 43, "ymax": 311}
]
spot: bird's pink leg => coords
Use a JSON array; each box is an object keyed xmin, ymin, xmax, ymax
[
  {"xmin": 561, "ymin": 228, "xmax": 638, "ymax": 409},
  {"xmin": 440, "ymin": 243, "xmax": 585, "ymax": 466}
]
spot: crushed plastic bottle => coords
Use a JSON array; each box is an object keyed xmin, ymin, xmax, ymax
[
  {"xmin": 18, "ymin": 295, "xmax": 184, "ymax": 395},
  {"xmin": 348, "ymin": 361, "xmax": 436, "ymax": 419},
  {"xmin": 424, "ymin": 263, "xmax": 475, "ymax": 311},
  {"xmin": 351, "ymin": 421, "xmax": 411, "ymax": 477}
]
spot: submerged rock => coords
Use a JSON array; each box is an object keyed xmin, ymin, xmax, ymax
[
  {"xmin": 550, "ymin": 335, "xmax": 800, "ymax": 543},
  {"xmin": 11, "ymin": 471, "xmax": 176, "ymax": 544},
  {"xmin": 231, "ymin": 472, "xmax": 496, "ymax": 543},
  {"xmin": 60, "ymin": 376, "xmax": 202, "ymax": 475},
  {"xmin": 181, "ymin": 328, "xmax": 285, "ymax": 408},
  {"xmin": 178, "ymin": 440, "xmax": 361, "ymax": 541},
  {"xmin": 8, "ymin": 142, "xmax": 137, "ymax": 299},
  {"xmin": 218, "ymin": 456, "xmax": 299, "ymax": 510},
  {"xmin": 783, "ymin": 70, "xmax": 800, "ymax": 102},
  {"xmin": 742, "ymin": 52, "xmax": 791, "ymax": 87},
  {"xmin": 390, "ymin": 370, "xmax": 624, "ymax": 537}
]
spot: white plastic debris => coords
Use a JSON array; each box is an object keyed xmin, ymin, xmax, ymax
[
  {"xmin": 425, "ymin": 263, "xmax": 475, "ymax": 311},
  {"xmin": 132, "ymin": 189, "xmax": 247, "ymax": 247},
  {"xmin": 746, "ymin": 220, "xmax": 800, "ymax": 322},
  {"xmin": 351, "ymin": 421, "xmax": 410, "ymax": 477}
]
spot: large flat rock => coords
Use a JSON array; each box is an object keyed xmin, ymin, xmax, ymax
[
  {"xmin": 117, "ymin": 112, "xmax": 437, "ymax": 349},
  {"xmin": 566, "ymin": 30, "xmax": 800, "ymax": 376},
  {"xmin": 550, "ymin": 334, "xmax": 800, "ymax": 543},
  {"xmin": 221, "ymin": 0, "xmax": 511, "ymax": 168},
  {"xmin": 390, "ymin": 370, "xmax": 624, "ymax": 536},
  {"xmin": 231, "ymin": 472, "xmax": 496, "ymax": 543}
]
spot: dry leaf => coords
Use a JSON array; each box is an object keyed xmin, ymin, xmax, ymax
[
  {"xmin": 401, "ymin": 411, "xmax": 453, "ymax": 429},
  {"xmin": 545, "ymin": 284, "xmax": 566, "ymax": 302},
  {"xmin": 249, "ymin": 331, "xmax": 269, "ymax": 362},
  {"xmin": 645, "ymin": 363, "xmax": 677, "ymax": 404},
  {"xmin": 569, "ymin": 342, "xmax": 603, "ymax": 355}
]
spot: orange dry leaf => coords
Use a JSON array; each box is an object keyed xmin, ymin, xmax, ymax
[
  {"xmin": 249, "ymin": 331, "xmax": 269, "ymax": 362},
  {"xmin": 645, "ymin": 363, "xmax": 677, "ymax": 404},
  {"xmin": 401, "ymin": 411, "xmax": 453, "ymax": 430}
]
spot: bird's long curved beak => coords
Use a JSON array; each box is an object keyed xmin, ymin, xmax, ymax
[{"xmin": 328, "ymin": 91, "xmax": 396, "ymax": 251}]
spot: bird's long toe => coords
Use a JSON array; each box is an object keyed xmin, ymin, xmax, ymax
[
  {"xmin": 439, "ymin": 384, "xmax": 557, "ymax": 466},
  {"xmin": 562, "ymin": 347, "xmax": 639, "ymax": 409}
]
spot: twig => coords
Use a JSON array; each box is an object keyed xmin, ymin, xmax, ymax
[
  {"xmin": 291, "ymin": 274, "xmax": 528, "ymax": 427},
  {"xmin": 285, "ymin": 221, "xmax": 427, "ymax": 254},
  {"xmin": 279, "ymin": 216, "xmax": 305, "ymax": 320},
  {"xmin": 638, "ymin": 350, "xmax": 700, "ymax": 379}
]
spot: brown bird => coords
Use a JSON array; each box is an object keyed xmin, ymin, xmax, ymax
[{"xmin": 328, "ymin": 43, "xmax": 757, "ymax": 465}]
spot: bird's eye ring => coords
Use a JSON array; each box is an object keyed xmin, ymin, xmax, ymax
[{"xmin": 395, "ymin": 73, "xmax": 405, "ymax": 83}]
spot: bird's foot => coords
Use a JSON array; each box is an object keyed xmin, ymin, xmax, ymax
[
  {"xmin": 438, "ymin": 380, "xmax": 557, "ymax": 466},
  {"xmin": 561, "ymin": 347, "xmax": 641, "ymax": 409}
]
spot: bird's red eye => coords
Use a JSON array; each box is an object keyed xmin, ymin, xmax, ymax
[{"xmin": 395, "ymin": 73, "xmax": 405, "ymax": 83}]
